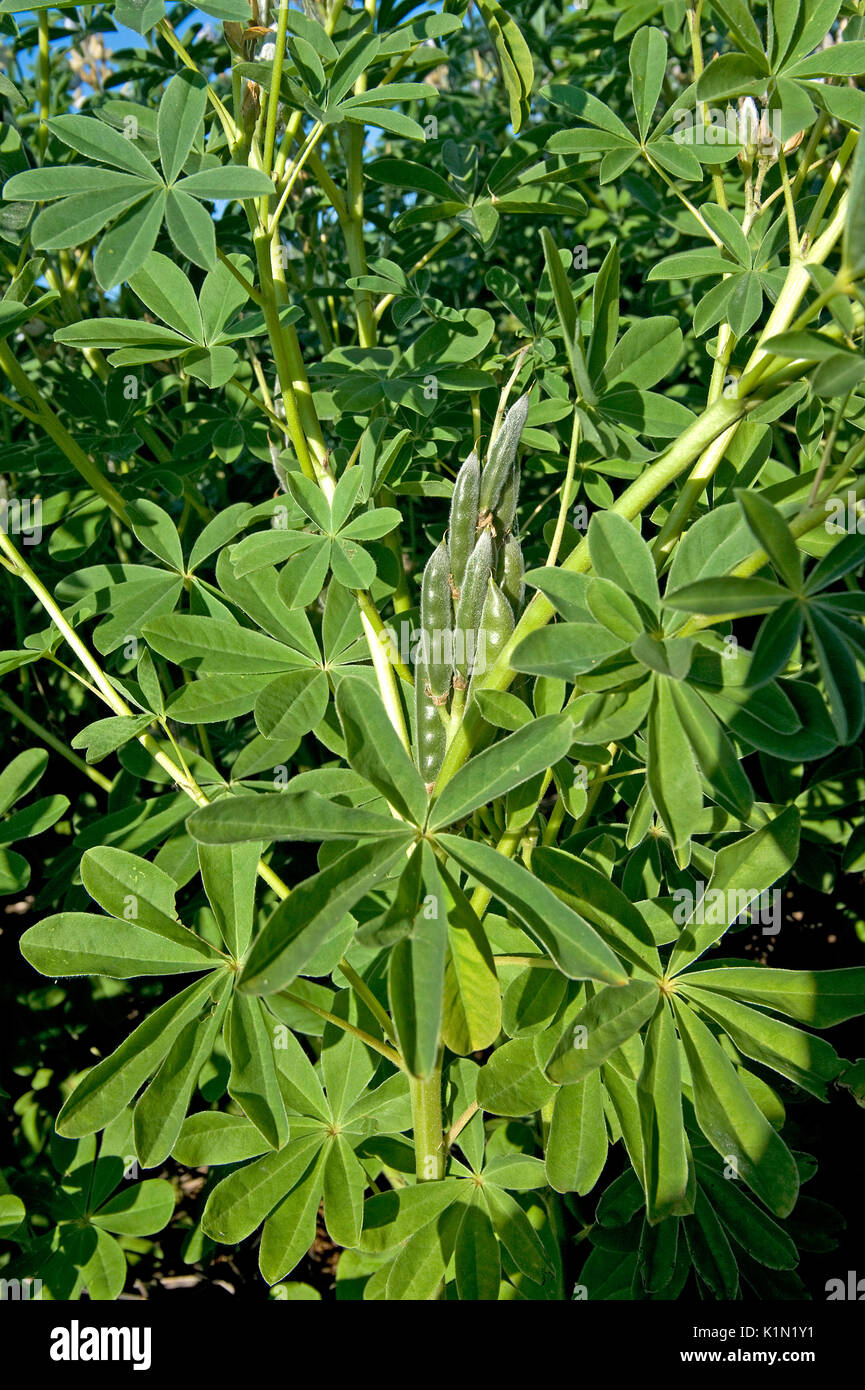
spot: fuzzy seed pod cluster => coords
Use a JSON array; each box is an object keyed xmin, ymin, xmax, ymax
[{"xmin": 414, "ymin": 393, "xmax": 530, "ymax": 785}]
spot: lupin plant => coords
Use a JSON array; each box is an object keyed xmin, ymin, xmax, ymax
[{"xmin": 1, "ymin": 0, "xmax": 865, "ymax": 1308}]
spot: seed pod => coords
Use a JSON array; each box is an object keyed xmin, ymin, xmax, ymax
[
  {"xmin": 500, "ymin": 532, "xmax": 525, "ymax": 615},
  {"xmin": 448, "ymin": 449, "xmax": 479, "ymax": 596},
  {"xmin": 420, "ymin": 539, "xmax": 452, "ymax": 700},
  {"xmin": 454, "ymin": 529, "xmax": 493, "ymax": 678},
  {"xmin": 415, "ymin": 658, "xmax": 446, "ymax": 786},
  {"xmin": 494, "ymin": 458, "xmax": 520, "ymax": 536},
  {"xmin": 470, "ymin": 577, "xmax": 514, "ymax": 691},
  {"xmin": 479, "ymin": 393, "xmax": 530, "ymax": 516}
]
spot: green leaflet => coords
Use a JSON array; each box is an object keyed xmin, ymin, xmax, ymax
[
  {"xmin": 476, "ymin": 1036, "xmax": 556, "ymax": 1116},
  {"xmin": 677, "ymin": 965, "xmax": 865, "ymax": 1027},
  {"xmin": 637, "ymin": 1001, "xmax": 690, "ymax": 1221},
  {"xmin": 90, "ymin": 1179, "xmax": 176, "ymax": 1237},
  {"xmin": 673, "ymin": 998, "xmax": 800, "ymax": 1218},
  {"xmin": 56, "ymin": 972, "xmax": 225, "ymax": 1138},
  {"xmin": 441, "ymin": 868, "xmax": 502, "ymax": 1054},
  {"xmin": 188, "ymin": 790, "xmax": 404, "ymax": 844},
  {"xmin": 133, "ymin": 976, "xmax": 231, "ymax": 1167},
  {"xmin": 439, "ymin": 833, "xmax": 628, "ymax": 984},
  {"xmin": 475, "ymin": 0, "xmax": 534, "ymax": 133},
  {"xmin": 336, "ymin": 676, "xmax": 428, "ymax": 825},
  {"xmin": 668, "ymin": 807, "xmax": 800, "ymax": 973},
  {"xmin": 321, "ymin": 1134, "xmax": 365, "ymax": 1250},
  {"xmin": 681, "ymin": 988, "xmax": 843, "ymax": 1099},
  {"xmin": 238, "ymin": 836, "xmax": 412, "ymax": 994},
  {"xmin": 196, "ymin": 841, "xmax": 260, "ymax": 958},
  {"xmin": 428, "ymin": 714, "xmax": 574, "ymax": 829},
  {"xmin": 387, "ymin": 843, "xmax": 447, "ymax": 1079},
  {"xmin": 532, "ymin": 846, "xmax": 663, "ymax": 978},
  {"xmin": 545, "ymin": 1071, "xmax": 607, "ymax": 1195},
  {"xmin": 359, "ymin": 1179, "xmax": 464, "ymax": 1254},
  {"xmin": 80, "ymin": 845, "xmax": 213, "ymax": 956},
  {"xmin": 646, "ymin": 676, "xmax": 703, "ymax": 867},
  {"xmin": 546, "ymin": 980, "xmax": 657, "ymax": 1084},
  {"xmin": 385, "ymin": 1199, "xmax": 465, "ymax": 1300},
  {"xmin": 482, "ymin": 1183, "xmax": 550, "ymax": 1284},
  {"xmin": 684, "ymin": 1186, "xmax": 739, "ymax": 1298},
  {"xmin": 172, "ymin": 1112, "xmax": 271, "ymax": 1166},
  {"xmin": 20, "ymin": 912, "xmax": 217, "ymax": 978},
  {"xmin": 696, "ymin": 1161, "xmax": 798, "ymax": 1270},
  {"xmin": 201, "ymin": 1132, "xmax": 324, "ymax": 1244},
  {"xmin": 226, "ymin": 993, "xmax": 290, "ymax": 1149},
  {"xmin": 454, "ymin": 1197, "xmax": 501, "ymax": 1300}
]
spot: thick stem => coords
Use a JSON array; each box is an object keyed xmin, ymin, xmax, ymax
[
  {"xmin": 410, "ymin": 1061, "xmax": 445, "ymax": 1181},
  {"xmin": 253, "ymin": 228, "xmax": 328, "ymax": 486}
]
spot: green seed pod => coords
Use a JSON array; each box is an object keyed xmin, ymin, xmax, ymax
[
  {"xmin": 448, "ymin": 449, "xmax": 479, "ymax": 595},
  {"xmin": 415, "ymin": 658, "xmax": 446, "ymax": 786},
  {"xmin": 470, "ymin": 577, "xmax": 514, "ymax": 691},
  {"xmin": 479, "ymin": 393, "xmax": 530, "ymax": 516},
  {"xmin": 500, "ymin": 532, "xmax": 525, "ymax": 615},
  {"xmin": 454, "ymin": 529, "xmax": 493, "ymax": 678},
  {"xmin": 420, "ymin": 539, "xmax": 452, "ymax": 700},
  {"xmin": 494, "ymin": 458, "xmax": 520, "ymax": 536}
]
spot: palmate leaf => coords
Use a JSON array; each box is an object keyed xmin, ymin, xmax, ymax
[{"xmin": 4, "ymin": 114, "xmax": 275, "ymax": 287}]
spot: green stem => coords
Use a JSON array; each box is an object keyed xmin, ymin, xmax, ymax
[
  {"xmin": 410, "ymin": 1061, "xmax": 445, "ymax": 1181},
  {"xmin": 253, "ymin": 229, "xmax": 328, "ymax": 487},
  {"xmin": 37, "ymin": 12, "xmax": 50, "ymax": 160},
  {"xmin": 280, "ymin": 990, "xmax": 404, "ymax": 1069},
  {"xmin": 262, "ymin": 0, "xmax": 290, "ymax": 175},
  {"xmin": 0, "ymin": 343, "xmax": 130, "ymax": 522},
  {"xmin": 342, "ymin": 123, "xmax": 377, "ymax": 348},
  {"xmin": 339, "ymin": 960, "xmax": 399, "ymax": 1046},
  {"xmin": 0, "ymin": 693, "xmax": 113, "ymax": 792},
  {"xmin": 546, "ymin": 410, "xmax": 580, "ymax": 566}
]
